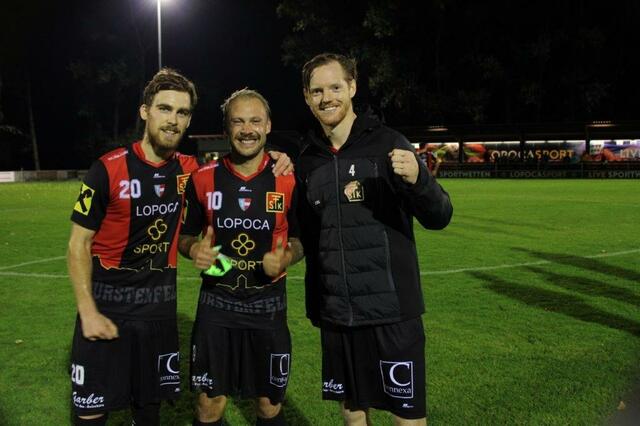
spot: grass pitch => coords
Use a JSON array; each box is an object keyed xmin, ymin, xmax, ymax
[{"xmin": 0, "ymin": 179, "xmax": 638, "ymax": 425}]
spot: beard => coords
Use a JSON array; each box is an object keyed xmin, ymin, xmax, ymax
[
  {"xmin": 314, "ymin": 101, "xmax": 350, "ymax": 129},
  {"xmin": 146, "ymin": 126, "xmax": 182, "ymax": 158}
]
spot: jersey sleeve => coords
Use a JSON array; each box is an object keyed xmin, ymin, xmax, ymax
[
  {"xmin": 286, "ymin": 184, "xmax": 300, "ymax": 239},
  {"xmin": 180, "ymin": 175, "xmax": 206, "ymax": 236},
  {"xmin": 70, "ymin": 160, "xmax": 110, "ymax": 230}
]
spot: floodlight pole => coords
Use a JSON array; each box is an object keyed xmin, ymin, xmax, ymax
[{"xmin": 157, "ymin": 0, "xmax": 162, "ymax": 70}]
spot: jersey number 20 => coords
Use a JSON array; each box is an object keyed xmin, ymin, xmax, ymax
[{"xmin": 119, "ymin": 179, "xmax": 141, "ymax": 199}]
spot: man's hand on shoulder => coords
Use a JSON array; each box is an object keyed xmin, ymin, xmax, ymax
[{"xmin": 268, "ymin": 151, "xmax": 294, "ymax": 176}]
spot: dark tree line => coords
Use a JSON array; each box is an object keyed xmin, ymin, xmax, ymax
[
  {"xmin": 1, "ymin": 1, "xmax": 638, "ymax": 170},
  {"xmin": 277, "ymin": 0, "xmax": 640, "ymax": 126},
  {"xmin": 0, "ymin": 0, "xmax": 156, "ymax": 170}
]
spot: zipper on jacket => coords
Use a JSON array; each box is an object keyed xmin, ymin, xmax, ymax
[
  {"xmin": 381, "ymin": 230, "xmax": 396, "ymax": 291},
  {"xmin": 334, "ymin": 155, "xmax": 353, "ymax": 326}
]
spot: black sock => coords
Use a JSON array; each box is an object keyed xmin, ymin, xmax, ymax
[{"xmin": 256, "ymin": 409, "xmax": 286, "ymax": 426}]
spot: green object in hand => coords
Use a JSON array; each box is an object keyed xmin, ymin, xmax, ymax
[{"xmin": 203, "ymin": 245, "xmax": 233, "ymax": 277}]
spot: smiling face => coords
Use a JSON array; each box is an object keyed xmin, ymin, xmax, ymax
[
  {"xmin": 140, "ymin": 90, "xmax": 192, "ymax": 155},
  {"xmin": 226, "ymin": 96, "xmax": 271, "ymax": 160},
  {"xmin": 304, "ymin": 60, "xmax": 356, "ymax": 132}
]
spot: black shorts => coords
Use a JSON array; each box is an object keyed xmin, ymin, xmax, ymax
[
  {"xmin": 190, "ymin": 319, "xmax": 291, "ymax": 405},
  {"xmin": 320, "ymin": 317, "xmax": 426, "ymax": 419},
  {"xmin": 70, "ymin": 316, "xmax": 180, "ymax": 416}
]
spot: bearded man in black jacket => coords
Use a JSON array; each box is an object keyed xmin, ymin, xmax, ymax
[{"xmin": 296, "ymin": 53, "xmax": 453, "ymax": 426}]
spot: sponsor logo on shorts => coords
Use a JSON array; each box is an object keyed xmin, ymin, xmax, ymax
[
  {"xmin": 269, "ymin": 353, "xmax": 290, "ymax": 387},
  {"xmin": 322, "ymin": 378, "xmax": 345, "ymax": 394},
  {"xmin": 158, "ymin": 352, "xmax": 180, "ymax": 386},
  {"xmin": 192, "ymin": 372, "xmax": 214, "ymax": 390},
  {"xmin": 71, "ymin": 364, "xmax": 85, "ymax": 386},
  {"xmin": 380, "ymin": 360, "xmax": 414, "ymax": 399},
  {"xmin": 72, "ymin": 391, "xmax": 105, "ymax": 409}
]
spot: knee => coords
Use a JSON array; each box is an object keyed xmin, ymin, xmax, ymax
[
  {"xmin": 340, "ymin": 403, "xmax": 368, "ymax": 426},
  {"xmin": 256, "ymin": 397, "xmax": 281, "ymax": 419},
  {"xmin": 197, "ymin": 394, "xmax": 227, "ymax": 422},
  {"xmin": 392, "ymin": 416, "xmax": 426, "ymax": 426}
]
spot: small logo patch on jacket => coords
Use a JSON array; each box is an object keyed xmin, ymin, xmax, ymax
[{"xmin": 344, "ymin": 180, "xmax": 364, "ymax": 202}]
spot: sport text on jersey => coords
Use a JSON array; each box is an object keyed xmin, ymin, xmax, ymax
[{"xmin": 133, "ymin": 219, "xmax": 171, "ymax": 254}]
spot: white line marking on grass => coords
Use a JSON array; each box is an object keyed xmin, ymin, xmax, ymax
[
  {"xmin": 587, "ymin": 248, "xmax": 640, "ymax": 258},
  {"xmin": 0, "ymin": 256, "xmax": 66, "ymax": 270},
  {"xmin": 0, "ymin": 271, "xmax": 68, "ymax": 278},
  {"xmin": 423, "ymin": 260, "xmax": 550, "ymax": 275},
  {"xmin": 0, "ymin": 249, "xmax": 637, "ymax": 280},
  {"xmin": 421, "ymin": 248, "xmax": 640, "ymax": 276}
]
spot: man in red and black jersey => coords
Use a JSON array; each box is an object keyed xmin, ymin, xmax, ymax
[
  {"xmin": 178, "ymin": 89, "xmax": 303, "ymax": 426},
  {"xmin": 67, "ymin": 69, "xmax": 294, "ymax": 426},
  {"xmin": 68, "ymin": 68, "xmax": 198, "ymax": 426}
]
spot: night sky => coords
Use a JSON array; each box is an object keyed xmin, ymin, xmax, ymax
[
  {"xmin": 1, "ymin": 0, "xmax": 639, "ymax": 169},
  {"xmin": 4, "ymin": 0, "xmax": 309, "ymax": 169}
]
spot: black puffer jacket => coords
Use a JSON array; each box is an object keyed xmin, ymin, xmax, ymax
[{"xmin": 297, "ymin": 111, "xmax": 453, "ymax": 327}]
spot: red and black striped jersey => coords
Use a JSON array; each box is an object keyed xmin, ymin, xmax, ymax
[
  {"xmin": 71, "ymin": 141, "xmax": 199, "ymax": 320},
  {"xmin": 181, "ymin": 153, "xmax": 298, "ymax": 326}
]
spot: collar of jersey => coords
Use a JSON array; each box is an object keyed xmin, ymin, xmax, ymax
[
  {"xmin": 222, "ymin": 153, "xmax": 270, "ymax": 182},
  {"xmin": 133, "ymin": 140, "xmax": 175, "ymax": 168}
]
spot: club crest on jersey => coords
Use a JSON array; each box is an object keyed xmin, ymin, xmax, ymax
[
  {"xmin": 176, "ymin": 174, "xmax": 190, "ymax": 194},
  {"xmin": 74, "ymin": 183, "xmax": 95, "ymax": 216},
  {"xmin": 266, "ymin": 192, "xmax": 285, "ymax": 213},
  {"xmin": 238, "ymin": 198, "xmax": 252, "ymax": 211},
  {"xmin": 154, "ymin": 184, "xmax": 166, "ymax": 197},
  {"xmin": 344, "ymin": 180, "xmax": 364, "ymax": 202}
]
